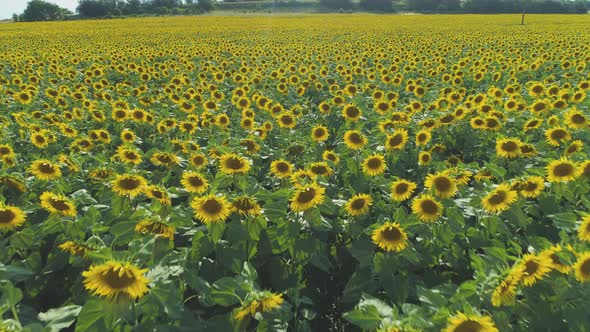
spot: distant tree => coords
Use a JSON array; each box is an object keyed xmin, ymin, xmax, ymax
[
  {"xmin": 197, "ymin": 0, "xmax": 215, "ymax": 11},
  {"xmin": 12, "ymin": 13, "xmax": 20, "ymax": 22},
  {"xmin": 360, "ymin": 0, "xmax": 394, "ymax": 12},
  {"xmin": 21, "ymin": 0, "xmax": 72, "ymax": 21},
  {"xmin": 320, "ymin": 0, "xmax": 353, "ymax": 10},
  {"xmin": 77, "ymin": 0, "xmax": 115, "ymax": 17}
]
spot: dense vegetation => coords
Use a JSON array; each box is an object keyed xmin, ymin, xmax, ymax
[{"xmin": 1, "ymin": 14, "xmax": 589, "ymax": 332}]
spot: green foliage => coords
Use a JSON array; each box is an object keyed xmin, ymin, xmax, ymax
[{"xmin": 20, "ymin": 0, "xmax": 72, "ymax": 22}]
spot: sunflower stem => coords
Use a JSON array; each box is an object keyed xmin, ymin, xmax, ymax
[{"xmin": 11, "ymin": 305, "xmax": 20, "ymax": 323}]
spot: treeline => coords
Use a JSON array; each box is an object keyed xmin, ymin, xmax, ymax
[{"xmin": 319, "ymin": 0, "xmax": 590, "ymax": 13}]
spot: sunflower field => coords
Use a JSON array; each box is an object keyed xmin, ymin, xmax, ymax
[{"xmin": 0, "ymin": 14, "xmax": 590, "ymax": 332}]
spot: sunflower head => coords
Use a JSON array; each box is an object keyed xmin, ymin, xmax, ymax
[
  {"xmin": 371, "ymin": 222, "xmax": 408, "ymax": 252},
  {"xmin": 191, "ymin": 194, "xmax": 232, "ymax": 224},
  {"xmin": 344, "ymin": 194, "xmax": 373, "ymax": 216},
  {"xmin": 290, "ymin": 183, "xmax": 325, "ymax": 212},
  {"xmin": 234, "ymin": 292, "xmax": 284, "ymax": 321},
  {"xmin": 411, "ymin": 194, "xmax": 443, "ymax": 223},
  {"xmin": 0, "ymin": 204, "xmax": 27, "ymax": 231},
  {"xmin": 362, "ymin": 154, "xmax": 386, "ymax": 177},
  {"xmin": 219, "ymin": 153, "xmax": 251, "ymax": 175},
  {"xmin": 111, "ymin": 174, "xmax": 148, "ymax": 197},
  {"xmin": 517, "ymin": 253, "xmax": 552, "ymax": 287},
  {"xmin": 270, "ymin": 159, "xmax": 293, "ymax": 178},
  {"xmin": 231, "ymin": 196, "xmax": 262, "ymax": 216},
  {"xmin": 82, "ymin": 261, "xmax": 150, "ymax": 301},
  {"xmin": 135, "ymin": 219, "xmax": 175, "ymax": 239},
  {"xmin": 443, "ymin": 312, "xmax": 498, "ymax": 332},
  {"xmin": 574, "ymin": 252, "xmax": 590, "ymax": 282},
  {"xmin": 424, "ymin": 172, "xmax": 458, "ymax": 199},
  {"xmin": 482, "ymin": 184, "xmax": 518, "ymax": 214},
  {"xmin": 30, "ymin": 159, "xmax": 62, "ymax": 181},
  {"xmin": 546, "ymin": 158, "xmax": 579, "ymax": 183}
]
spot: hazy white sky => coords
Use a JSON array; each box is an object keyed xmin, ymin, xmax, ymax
[{"xmin": 0, "ymin": 0, "xmax": 78, "ymax": 19}]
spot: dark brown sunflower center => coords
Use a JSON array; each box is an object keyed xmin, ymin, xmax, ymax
[
  {"xmin": 488, "ymin": 190, "xmax": 507, "ymax": 205},
  {"xmin": 281, "ymin": 116, "xmax": 293, "ymax": 125},
  {"xmin": 224, "ymin": 157, "xmax": 245, "ymax": 170},
  {"xmin": 314, "ymin": 128, "xmax": 326, "ymax": 137},
  {"xmin": 417, "ymin": 133, "xmax": 427, "ymax": 142},
  {"xmin": 553, "ymin": 163, "xmax": 574, "ymax": 177},
  {"xmin": 486, "ymin": 118, "xmax": 499, "ymax": 127},
  {"xmin": 395, "ymin": 183, "xmax": 409, "ymax": 194},
  {"xmin": 388, "ymin": 134, "xmax": 403, "ymax": 146},
  {"xmin": 49, "ymin": 198, "xmax": 70, "ymax": 211},
  {"xmin": 502, "ymin": 141, "xmax": 519, "ymax": 152},
  {"xmin": 234, "ymin": 198, "xmax": 256, "ymax": 211},
  {"xmin": 125, "ymin": 152, "xmax": 138, "ymax": 160},
  {"xmin": 571, "ymin": 114, "xmax": 585, "ymax": 124},
  {"xmin": 527, "ymin": 121, "xmax": 539, "ymax": 127},
  {"xmin": 381, "ymin": 226, "xmax": 402, "ymax": 241},
  {"xmin": 35, "ymin": 136, "xmax": 46, "ymax": 144},
  {"xmin": 367, "ymin": 158, "xmax": 382, "ymax": 169},
  {"xmin": 533, "ymin": 103, "xmax": 546, "ymax": 112},
  {"xmin": 454, "ymin": 320, "xmax": 484, "ymax": 332},
  {"xmin": 0, "ymin": 209, "xmax": 16, "ymax": 224},
  {"xmin": 348, "ymin": 133, "xmax": 363, "ymax": 144},
  {"xmin": 351, "ymin": 198, "xmax": 366, "ymax": 210},
  {"xmin": 39, "ymin": 163, "xmax": 56, "ymax": 174},
  {"xmin": 580, "ymin": 259, "xmax": 590, "ymax": 275},
  {"xmin": 152, "ymin": 190, "xmax": 164, "ymax": 199},
  {"xmin": 0, "ymin": 147, "xmax": 10, "ymax": 154},
  {"xmin": 297, "ymin": 188, "xmax": 317, "ymax": 204},
  {"xmin": 523, "ymin": 182, "xmax": 539, "ymax": 191},
  {"xmin": 188, "ymin": 176, "xmax": 204, "ymax": 187},
  {"xmin": 345, "ymin": 106, "xmax": 360, "ymax": 118},
  {"xmin": 420, "ymin": 199, "xmax": 439, "ymax": 214},
  {"xmin": 276, "ymin": 162, "xmax": 289, "ymax": 173},
  {"xmin": 524, "ymin": 260, "xmax": 539, "ymax": 275},
  {"xmin": 434, "ymin": 177, "xmax": 452, "ymax": 192},
  {"xmin": 203, "ymin": 199, "xmax": 223, "ymax": 214},
  {"xmin": 157, "ymin": 155, "xmax": 172, "ymax": 163},
  {"xmin": 311, "ymin": 165, "xmax": 328, "ymax": 175},
  {"xmin": 102, "ymin": 268, "xmax": 137, "ymax": 289},
  {"xmin": 550, "ymin": 130, "xmax": 567, "ymax": 139},
  {"xmin": 119, "ymin": 178, "xmax": 141, "ymax": 190}
]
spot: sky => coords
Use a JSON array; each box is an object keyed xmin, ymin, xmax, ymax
[{"xmin": 0, "ymin": 0, "xmax": 78, "ymax": 19}]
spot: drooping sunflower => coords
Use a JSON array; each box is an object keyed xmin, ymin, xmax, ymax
[
  {"xmin": 322, "ymin": 150, "xmax": 340, "ymax": 164},
  {"xmin": 546, "ymin": 158, "xmax": 579, "ymax": 183},
  {"xmin": 219, "ymin": 153, "xmax": 251, "ymax": 175},
  {"xmin": 191, "ymin": 194, "xmax": 232, "ymax": 224},
  {"xmin": 371, "ymin": 222, "xmax": 408, "ymax": 252},
  {"xmin": 270, "ymin": 159, "xmax": 293, "ymax": 178},
  {"xmin": 574, "ymin": 252, "xmax": 590, "ymax": 282},
  {"xmin": 234, "ymin": 292, "xmax": 284, "ymax": 321},
  {"xmin": 390, "ymin": 179, "xmax": 417, "ymax": 202},
  {"xmin": 0, "ymin": 204, "xmax": 26, "ymax": 231},
  {"xmin": 59, "ymin": 241, "xmax": 91, "ymax": 257},
  {"xmin": 545, "ymin": 127, "xmax": 571, "ymax": 146},
  {"xmin": 30, "ymin": 159, "xmax": 62, "ymax": 180},
  {"xmin": 311, "ymin": 125, "xmax": 330, "ymax": 142},
  {"xmin": 181, "ymin": 171, "xmax": 209, "ymax": 194},
  {"xmin": 135, "ymin": 219, "xmax": 175, "ymax": 239},
  {"xmin": 495, "ymin": 138, "xmax": 522, "ymax": 158},
  {"xmin": 523, "ymin": 118, "xmax": 542, "ymax": 132},
  {"xmin": 116, "ymin": 145, "xmax": 142, "ymax": 165},
  {"xmin": 385, "ymin": 129, "xmax": 409, "ymax": 151},
  {"xmin": 343, "ymin": 130, "xmax": 367, "ymax": 150},
  {"xmin": 424, "ymin": 171, "xmax": 458, "ymax": 199},
  {"xmin": 577, "ymin": 215, "xmax": 590, "ymax": 242},
  {"xmin": 442, "ymin": 312, "xmax": 498, "ymax": 332},
  {"xmin": 564, "ymin": 140, "xmax": 584, "ymax": 156},
  {"xmin": 362, "ymin": 154, "xmax": 386, "ymax": 177},
  {"xmin": 231, "ymin": 196, "xmax": 262, "ymax": 216},
  {"xmin": 150, "ymin": 152, "xmax": 180, "ymax": 168},
  {"xmin": 40, "ymin": 192, "xmax": 76, "ymax": 217},
  {"xmin": 491, "ymin": 269, "xmax": 521, "ymax": 307},
  {"xmin": 82, "ymin": 261, "xmax": 150, "ymax": 301},
  {"xmin": 344, "ymin": 194, "xmax": 373, "ymax": 216},
  {"xmin": 517, "ymin": 253, "xmax": 552, "ymax": 287},
  {"xmin": 541, "ymin": 245, "xmax": 571, "ymax": 273},
  {"xmin": 111, "ymin": 174, "xmax": 148, "ymax": 197},
  {"xmin": 411, "ymin": 194, "xmax": 443, "ymax": 222},
  {"xmin": 290, "ymin": 183, "xmax": 326, "ymax": 212},
  {"xmin": 481, "ymin": 184, "xmax": 518, "ymax": 214}
]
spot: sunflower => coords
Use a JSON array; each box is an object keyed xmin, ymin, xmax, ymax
[
  {"xmin": 343, "ymin": 130, "xmax": 367, "ymax": 150},
  {"xmin": 516, "ymin": 176, "xmax": 545, "ymax": 198},
  {"xmin": 342, "ymin": 104, "xmax": 362, "ymax": 122},
  {"xmin": 311, "ymin": 125, "xmax": 330, "ymax": 142},
  {"xmin": 482, "ymin": 184, "xmax": 518, "ymax": 214},
  {"xmin": 424, "ymin": 172, "xmax": 458, "ymax": 199},
  {"xmin": 277, "ymin": 112, "xmax": 296, "ymax": 129},
  {"xmin": 495, "ymin": 138, "xmax": 522, "ymax": 158},
  {"xmin": 411, "ymin": 194, "xmax": 443, "ymax": 222},
  {"xmin": 0, "ymin": 204, "xmax": 26, "ymax": 231},
  {"xmin": 234, "ymin": 292, "xmax": 284, "ymax": 321},
  {"xmin": 371, "ymin": 222, "xmax": 408, "ymax": 252},
  {"xmin": 30, "ymin": 159, "xmax": 61, "ymax": 181},
  {"xmin": 385, "ymin": 129, "xmax": 409, "ymax": 151},
  {"xmin": 219, "ymin": 153, "xmax": 251, "ymax": 175},
  {"xmin": 116, "ymin": 145, "xmax": 142, "ymax": 165},
  {"xmin": 290, "ymin": 183, "xmax": 325, "ymax": 212},
  {"xmin": 40, "ymin": 192, "xmax": 76, "ymax": 216},
  {"xmin": 135, "ymin": 219, "xmax": 175, "ymax": 239},
  {"xmin": 523, "ymin": 118, "xmax": 542, "ymax": 131},
  {"xmin": 546, "ymin": 158, "xmax": 579, "ymax": 183},
  {"xmin": 231, "ymin": 196, "xmax": 262, "ymax": 216},
  {"xmin": 309, "ymin": 161, "xmax": 333, "ymax": 177},
  {"xmin": 0, "ymin": 175, "xmax": 27, "ymax": 192},
  {"xmin": 390, "ymin": 179, "xmax": 417, "ymax": 202},
  {"xmin": 577, "ymin": 215, "xmax": 590, "ymax": 242},
  {"xmin": 188, "ymin": 153, "xmax": 208, "ymax": 168},
  {"xmin": 415, "ymin": 129, "xmax": 431, "ymax": 146},
  {"xmin": 574, "ymin": 252, "xmax": 590, "ymax": 282},
  {"xmin": 181, "ymin": 171, "xmax": 209, "ymax": 194},
  {"xmin": 362, "ymin": 154, "xmax": 386, "ymax": 177},
  {"xmin": 344, "ymin": 194, "xmax": 373, "ymax": 216},
  {"xmin": 545, "ymin": 127, "xmax": 571, "ymax": 146},
  {"xmin": 191, "ymin": 194, "xmax": 232, "ymax": 224},
  {"xmin": 270, "ymin": 159, "xmax": 293, "ymax": 178},
  {"xmin": 517, "ymin": 253, "xmax": 552, "ymax": 287},
  {"xmin": 59, "ymin": 241, "xmax": 91, "ymax": 257},
  {"xmin": 564, "ymin": 109, "xmax": 588, "ymax": 129},
  {"xmin": 111, "ymin": 174, "xmax": 148, "ymax": 197},
  {"xmin": 442, "ymin": 312, "xmax": 498, "ymax": 332},
  {"xmin": 564, "ymin": 140, "xmax": 583, "ymax": 156},
  {"xmin": 541, "ymin": 245, "xmax": 571, "ymax": 273},
  {"xmin": 581, "ymin": 160, "xmax": 590, "ymax": 178},
  {"xmin": 144, "ymin": 185, "xmax": 171, "ymax": 205},
  {"xmin": 150, "ymin": 152, "xmax": 180, "ymax": 167},
  {"xmin": 82, "ymin": 261, "xmax": 150, "ymax": 301},
  {"xmin": 322, "ymin": 150, "xmax": 340, "ymax": 164},
  {"xmin": 491, "ymin": 270, "xmax": 521, "ymax": 307}
]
